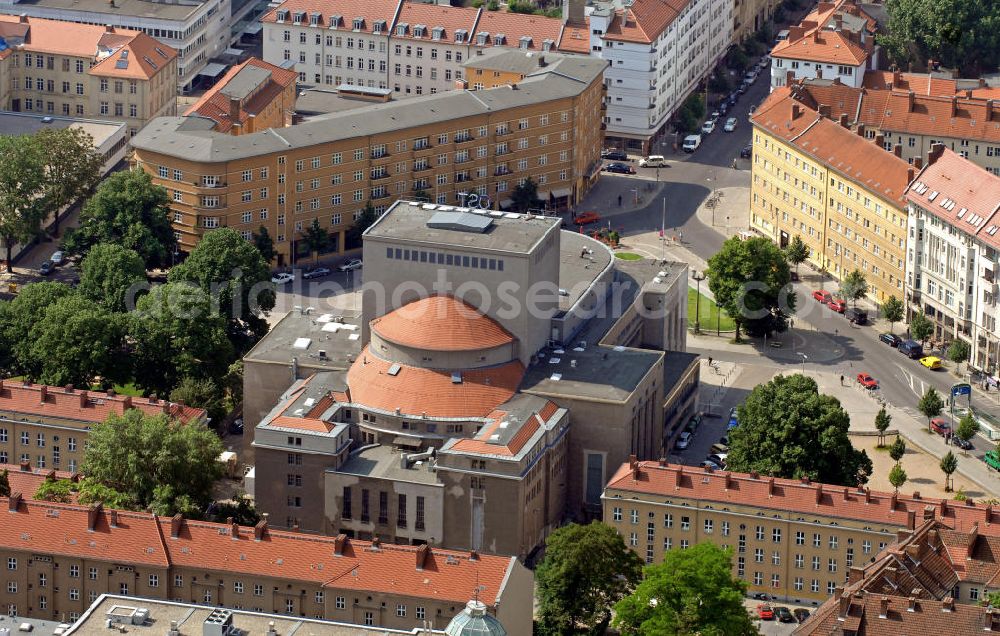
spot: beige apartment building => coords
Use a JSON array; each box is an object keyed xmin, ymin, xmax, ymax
[
  {"xmin": 0, "ymin": 381, "xmax": 205, "ymax": 475},
  {"xmin": 604, "ymin": 460, "xmax": 1000, "ymax": 605},
  {"xmin": 0, "ymin": 496, "xmax": 532, "ymax": 634},
  {"xmin": 131, "ymin": 53, "xmax": 606, "ymax": 265},
  {"xmin": 750, "ymin": 85, "xmax": 914, "ymax": 304},
  {"xmin": 0, "ymin": 15, "xmax": 177, "ymax": 136}
]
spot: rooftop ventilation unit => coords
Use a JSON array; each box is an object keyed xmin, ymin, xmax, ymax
[
  {"xmin": 203, "ymin": 609, "xmax": 234, "ymax": 636},
  {"xmin": 388, "ymin": 364, "xmax": 401, "ymax": 376},
  {"xmin": 427, "ymin": 210, "xmax": 493, "ymax": 233},
  {"xmin": 451, "ymin": 372, "xmax": 463, "ymax": 384}
]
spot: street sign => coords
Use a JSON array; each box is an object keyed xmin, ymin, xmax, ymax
[{"xmin": 952, "ymin": 383, "xmax": 972, "ymax": 397}]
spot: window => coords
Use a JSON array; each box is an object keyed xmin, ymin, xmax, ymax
[
  {"xmin": 89, "ymin": 567, "xmax": 98, "ymax": 580},
  {"xmin": 149, "ymin": 575, "xmax": 158, "ymax": 588},
  {"xmin": 175, "ymin": 575, "xmax": 183, "ymax": 587},
  {"xmin": 795, "ymin": 554, "xmax": 804, "ymax": 568},
  {"xmin": 829, "ymin": 536, "xmax": 838, "ymax": 549},
  {"xmin": 254, "ymin": 584, "xmax": 264, "ymax": 596},
  {"xmin": 812, "ymin": 556, "xmax": 820, "ymax": 571},
  {"xmin": 396, "ymin": 605, "xmax": 406, "ymax": 617},
  {"xmin": 7, "ymin": 558, "xmax": 15, "ymax": 570},
  {"xmin": 629, "ymin": 509, "xmax": 638, "ymax": 524},
  {"xmin": 315, "ymin": 591, "xmax": 324, "ymax": 604},
  {"xmin": 754, "ymin": 548, "xmax": 764, "ymax": 563},
  {"xmin": 756, "ymin": 526, "xmax": 764, "ymax": 541},
  {"xmin": 813, "ymin": 533, "xmax": 821, "ymax": 548},
  {"xmin": 664, "ymin": 513, "xmax": 672, "ymax": 528},
  {"xmin": 796, "ymin": 531, "xmax": 805, "ymax": 545},
  {"xmin": 336, "ymin": 596, "xmax": 346, "ymax": 610},
  {"xmin": 681, "ymin": 516, "xmax": 690, "ymax": 531},
  {"xmin": 971, "ymin": 588, "xmax": 981, "ymax": 601},
  {"xmin": 704, "ymin": 519, "xmax": 714, "ymax": 534},
  {"xmin": 69, "ymin": 588, "xmax": 79, "ymax": 601}
]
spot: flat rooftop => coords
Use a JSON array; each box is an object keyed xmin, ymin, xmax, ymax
[
  {"xmin": 0, "ymin": 614, "xmax": 67, "ymax": 636},
  {"xmin": 0, "ymin": 0, "xmax": 204, "ymax": 21},
  {"xmin": 244, "ymin": 308, "xmax": 363, "ymax": 370},
  {"xmin": 0, "ymin": 111, "xmax": 124, "ymax": 146},
  {"xmin": 335, "ymin": 443, "xmax": 443, "ymax": 485},
  {"xmin": 520, "ymin": 343, "xmax": 662, "ymax": 403},
  {"xmin": 293, "ymin": 89, "xmax": 383, "ymax": 117},
  {"xmin": 557, "ymin": 230, "xmax": 614, "ymax": 312},
  {"xmin": 365, "ymin": 200, "xmax": 560, "ymax": 254},
  {"xmin": 67, "ymin": 595, "xmax": 441, "ymax": 636}
]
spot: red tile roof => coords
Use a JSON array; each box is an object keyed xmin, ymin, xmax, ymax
[
  {"xmin": 261, "ymin": 0, "xmax": 403, "ymax": 35},
  {"xmin": 393, "ymin": 3, "xmax": 478, "ymax": 42},
  {"xmin": 556, "ymin": 19, "xmax": 590, "ymax": 54},
  {"xmin": 751, "ymin": 86, "xmax": 826, "ymax": 141},
  {"xmin": 772, "ymin": 29, "xmax": 869, "ymax": 65},
  {"xmin": 862, "ymin": 70, "xmax": 959, "ymax": 96},
  {"xmin": 606, "ymin": 461, "xmax": 1000, "ymax": 536},
  {"xmin": 0, "ymin": 464, "xmax": 77, "ymax": 502},
  {"xmin": 447, "ymin": 401, "xmax": 558, "ymax": 457},
  {"xmin": 346, "ymin": 346, "xmax": 523, "ymax": 418},
  {"xmin": 0, "ymin": 381, "xmax": 205, "ymax": 425},
  {"xmin": 370, "ymin": 296, "xmax": 515, "ymax": 352},
  {"xmin": 185, "ymin": 58, "xmax": 297, "ymax": 133},
  {"xmin": 473, "ymin": 10, "xmax": 563, "ymax": 51},
  {"xmin": 904, "ymin": 148, "xmax": 1000, "ymax": 251},
  {"xmin": 89, "ymin": 32, "xmax": 177, "ymax": 80},
  {"xmin": 0, "ymin": 497, "xmax": 515, "ymax": 607},
  {"xmin": 857, "ymin": 90, "xmax": 1000, "ymax": 145},
  {"xmin": 601, "ymin": 0, "xmax": 687, "ymax": 44},
  {"xmin": 799, "ymin": 590, "xmax": 991, "ymax": 635}
]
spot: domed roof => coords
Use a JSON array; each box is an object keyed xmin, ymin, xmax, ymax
[
  {"xmin": 370, "ymin": 296, "xmax": 515, "ymax": 352},
  {"xmin": 444, "ymin": 600, "xmax": 507, "ymax": 636}
]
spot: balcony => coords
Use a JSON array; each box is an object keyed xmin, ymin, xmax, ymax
[
  {"xmin": 413, "ymin": 141, "xmax": 430, "ymax": 151},
  {"xmin": 455, "ymin": 135, "xmax": 474, "ymax": 144},
  {"xmin": 413, "ymin": 163, "xmax": 431, "ymax": 172},
  {"xmin": 495, "ymin": 128, "xmax": 510, "ymax": 137},
  {"xmin": 372, "ymin": 150, "xmax": 388, "ymax": 159},
  {"xmin": 494, "ymin": 166, "xmax": 511, "ymax": 176},
  {"xmin": 371, "ymin": 171, "xmax": 390, "ymax": 180}
]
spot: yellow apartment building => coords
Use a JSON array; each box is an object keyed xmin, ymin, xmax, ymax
[
  {"xmin": 130, "ymin": 53, "xmax": 607, "ymax": 266},
  {"xmin": 750, "ymin": 86, "xmax": 914, "ymax": 304}
]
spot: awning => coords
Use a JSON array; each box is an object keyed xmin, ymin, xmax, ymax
[
  {"xmin": 393, "ymin": 436, "xmax": 423, "ymax": 449},
  {"xmin": 241, "ymin": 22, "xmax": 263, "ymax": 35},
  {"xmin": 550, "ymin": 188, "xmax": 572, "ymax": 199},
  {"xmin": 197, "ymin": 62, "xmax": 228, "ymax": 78}
]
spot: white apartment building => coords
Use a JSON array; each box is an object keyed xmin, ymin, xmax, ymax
[
  {"xmin": 589, "ymin": 0, "xmax": 733, "ymax": 154},
  {"xmin": 904, "ymin": 146, "xmax": 1000, "ymax": 377},
  {"xmin": 0, "ymin": 0, "xmax": 232, "ymax": 90}
]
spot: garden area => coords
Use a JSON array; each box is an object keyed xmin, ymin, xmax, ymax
[{"xmin": 688, "ymin": 288, "xmax": 735, "ymax": 333}]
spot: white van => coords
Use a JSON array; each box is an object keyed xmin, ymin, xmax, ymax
[
  {"xmin": 682, "ymin": 134, "xmax": 702, "ymax": 152},
  {"xmin": 639, "ymin": 155, "xmax": 668, "ymax": 168}
]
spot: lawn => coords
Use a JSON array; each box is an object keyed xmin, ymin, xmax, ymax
[
  {"xmin": 614, "ymin": 252, "xmax": 643, "ymax": 261},
  {"xmin": 687, "ymin": 288, "xmax": 736, "ymax": 332}
]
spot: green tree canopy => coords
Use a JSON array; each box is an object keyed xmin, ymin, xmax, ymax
[
  {"xmin": 677, "ymin": 93, "xmax": 706, "ymax": 134},
  {"xmin": 839, "ymin": 268, "xmax": 869, "ymax": 308},
  {"xmin": 78, "ymin": 243, "xmax": 147, "ymax": 312},
  {"xmin": 81, "ymin": 409, "xmax": 223, "ymax": 515},
  {"xmin": 129, "ymin": 282, "xmax": 235, "ymax": 396},
  {"xmin": 169, "ymin": 377, "xmax": 226, "ymax": 426},
  {"xmin": 62, "ymin": 170, "xmax": 176, "ymax": 269},
  {"xmin": 168, "ymin": 228, "xmax": 274, "ymax": 351},
  {"xmin": 612, "ymin": 543, "xmax": 757, "ymax": 636},
  {"xmin": 536, "ymin": 522, "xmax": 643, "ymax": 634},
  {"xmin": 918, "ymin": 387, "xmax": 944, "ymax": 429},
  {"xmin": 874, "ymin": 407, "xmax": 892, "ymax": 447},
  {"xmin": 302, "ymin": 218, "xmax": 328, "ymax": 263},
  {"xmin": 35, "ymin": 126, "xmax": 103, "ymax": 236},
  {"xmin": 34, "ymin": 477, "xmax": 76, "ymax": 503},
  {"xmin": 0, "ymin": 134, "xmax": 47, "ymax": 270},
  {"xmin": 940, "ymin": 450, "xmax": 958, "ymax": 491},
  {"xmin": 910, "ymin": 311, "xmax": 934, "ymax": 344},
  {"xmin": 879, "ymin": 0, "xmax": 1000, "ymax": 76},
  {"xmin": 956, "ymin": 413, "xmax": 980, "ymax": 447},
  {"xmin": 882, "ymin": 296, "xmax": 904, "ymax": 334},
  {"xmin": 346, "ymin": 201, "xmax": 377, "ymax": 249},
  {"xmin": 889, "ymin": 463, "xmax": 907, "ymax": 494},
  {"xmin": 252, "ymin": 226, "xmax": 277, "ymax": 264},
  {"xmin": 948, "ymin": 339, "xmax": 971, "ymax": 373},
  {"xmin": 0, "ymin": 281, "xmax": 74, "ymax": 376},
  {"xmin": 511, "ymin": 177, "xmax": 544, "ymax": 212},
  {"xmin": 889, "ymin": 436, "xmax": 907, "ymax": 463},
  {"xmin": 784, "ymin": 235, "xmax": 809, "ymax": 275},
  {"xmin": 28, "ymin": 294, "xmax": 126, "ymax": 387},
  {"xmin": 707, "ymin": 236, "xmax": 795, "ymax": 340},
  {"xmin": 726, "ymin": 374, "xmax": 872, "ymax": 486},
  {"xmin": 0, "ymin": 469, "xmax": 9, "ymax": 497}
]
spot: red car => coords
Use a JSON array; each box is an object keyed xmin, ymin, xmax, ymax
[
  {"xmin": 826, "ymin": 298, "xmax": 847, "ymax": 313},
  {"xmin": 757, "ymin": 604, "xmax": 775, "ymax": 620},
  {"xmin": 574, "ymin": 211, "xmax": 602, "ymax": 225},
  {"xmin": 857, "ymin": 373, "xmax": 878, "ymax": 389},
  {"xmin": 930, "ymin": 417, "xmax": 951, "ymax": 436},
  {"xmin": 812, "ymin": 290, "xmax": 832, "ymax": 303}
]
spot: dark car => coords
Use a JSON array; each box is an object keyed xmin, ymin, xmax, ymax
[
  {"xmin": 737, "ymin": 81, "xmax": 750, "ymax": 95},
  {"xmin": 39, "ymin": 260, "xmax": 54, "ymax": 276},
  {"xmin": 953, "ymin": 436, "xmax": 974, "ymax": 450},
  {"xmin": 604, "ymin": 162, "xmax": 635, "ymax": 174},
  {"xmin": 602, "ymin": 150, "xmax": 629, "ymax": 161},
  {"xmin": 775, "ymin": 606, "xmax": 795, "ymax": 623},
  {"xmin": 846, "ymin": 307, "xmax": 868, "ymax": 324},
  {"xmin": 793, "ymin": 608, "xmax": 812, "ymax": 623},
  {"xmin": 302, "ymin": 266, "xmax": 332, "ymax": 279},
  {"xmin": 740, "ymin": 144, "xmax": 753, "ymax": 158},
  {"xmin": 228, "ymin": 418, "xmax": 244, "ymax": 435},
  {"xmin": 718, "ymin": 100, "xmax": 730, "ymax": 115},
  {"xmin": 752, "ymin": 592, "xmax": 772, "ymax": 601},
  {"xmin": 880, "ymin": 333, "xmax": 902, "ymax": 347}
]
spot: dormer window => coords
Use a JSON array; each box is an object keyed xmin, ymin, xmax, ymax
[
  {"xmin": 352, "ymin": 17, "xmax": 364, "ymax": 30},
  {"xmin": 519, "ymin": 35, "xmax": 532, "ymax": 49},
  {"xmin": 455, "ymin": 29, "xmax": 467, "ymax": 43},
  {"xmin": 329, "ymin": 14, "xmax": 342, "ymax": 28},
  {"xmin": 494, "ymin": 33, "xmax": 505, "ymax": 45},
  {"xmin": 542, "ymin": 38, "xmax": 553, "ymax": 51},
  {"xmin": 476, "ymin": 32, "xmax": 488, "ymax": 45},
  {"xmin": 432, "ymin": 26, "xmax": 444, "ymax": 41},
  {"xmin": 373, "ymin": 19, "xmax": 386, "ymax": 33},
  {"xmin": 292, "ymin": 11, "xmax": 304, "ymax": 24},
  {"xmin": 396, "ymin": 23, "xmax": 408, "ymax": 36},
  {"xmin": 413, "ymin": 24, "xmax": 425, "ymax": 37},
  {"xmin": 275, "ymin": 9, "xmax": 288, "ymax": 22},
  {"xmin": 309, "ymin": 12, "xmax": 320, "ymax": 26}
]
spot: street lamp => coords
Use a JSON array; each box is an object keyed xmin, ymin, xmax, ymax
[
  {"xmin": 692, "ymin": 271, "xmax": 706, "ymax": 334},
  {"xmin": 799, "ymin": 352, "xmax": 808, "ymax": 374},
  {"xmin": 716, "ymin": 301, "xmax": 722, "ymax": 336}
]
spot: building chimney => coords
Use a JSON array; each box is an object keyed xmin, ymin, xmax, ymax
[
  {"xmin": 19, "ymin": 460, "xmax": 30, "ymax": 472},
  {"xmin": 816, "ymin": 66, "xmax": 823, "ymax": 80},
  {"xmin": 942, "ymin": 596, "xmax": 954, "ymax": 612},
  {"xmin": 906, "ymin": 509, "xmax": 916, "ymax": 529},
  {"xmin": 988, "ymin": 99, "xmax": 995, "ymax": 122},
  {"xmin": 38, "ymin": 385, "xmax": 47, "ymax": 402},
  {"xmin": 537, "ymin": 55, "xmax": 546, "ymax": 67},
  {"xmin": 879, "ymin": 596, "xmax": 889, "ymax": 618},
  {"xmin": 767, "ymin": 477, "xmax": 775, "ymax": 496},
  {"xmin": 469, "ymin": 550, "xmax": 478, "ymax": 561},
  {"xmin": 923, "ymin": 504, "xmax": 936, "ymax": 520},
  {"xmin": 792, "ymin": 103, "xmax": 802, "ymax": 120},
  {"xmin": 254, "ymin": 518, "xmax": 267, "ymax": 541},
  {"xmin": 951, "ymin": 95, "xmax": 958, "ymax": 117},
  {"xmin": 371, "ymin": 536, "xmax": 380, "ymax": 548},
  {"xmin": 907, "ymin": 167, "xmax": 915, "ymax": 183},
  {"xmin": 79, "ymin": 390, "xmax": 89, "ymax": 407},
  {"xmin": 415, "ymin": 544, "xmax": 429, "ymax": 570},
  {"xmin": 890, "ymin": 491, "xmax": 898, "ymax": 510},
  {"xmin": 161, "ymin": 401, "xmax": 172, "ymax": 415},
  {"xmin": 18, "ymin": 13, "xmax": 27, "ymax": 23},
  {"xmin": 63, "ymin": 384, "xmax": 73, "ymax": 393},
  {"xmin": 848, "ymin": 566, "xmax": 864, "ymax": 584},
  {"xmin": 228, "ymin": 97, "xmax": 241, "ymax": 125},
  {"xmin": 230, "ymin": 518, "xmax": 239, "ymax": 539},
  {"xmin": 913, "ymin": 156, "xmax": 923, "ymax": 170},
  {"xmin": 105, "ymin": 24, "xmax": 114, "ymax": 32},
  {"xmin": 839, "ymin": 113, "xmax": 848, "ymax": 128},
  {"xmin": 87, "ymin": 503, "xmax": 103, "ymax": 531},
  {"xmin": 892, "ymin": 67, "xmax": 901, "ymax": 87},
  {"xmin": 121, "ymin": 396, "xmax": 132, "ymax": 412},
  {"xmin": 894, "ymin": 144, "xmax": 903, "ymax": 158},
  {"xmin": 837, "ymin": 591, "xmax": 851, "ymax": 619},
  {"xmin": 110, "ymin": 510, "xmax": 119, "ymax": 527},
  {"xmin": 562, "ymin": 0, "xmax": 585, "ymax": 24},
  {"xmin": 170, "ymin": 513, "xmax": 183, "ymax": 538},
  {"xmin": 106, "ymin": 388, "xmax": 115, "ymax": 398},
  {"xmin": 857, "ymin": 123, "xmax": 866, "ymax": 137},
  {"xmin": 928, "ymin": 142, "xmax": 945, "ymax": 166},
  {"xmin": 815, "ymin": 483, "xmax": 823, "ymax": 504},
  {"xmin": 628, "ymin": 454, "xmax": 637, "ymax": 469},
  {"xmin": 907, "ymin": 597, "xmax": 917, "ymax": 612},
  {"xmin": 334, "ymin": 533, "xmax": 347, "ymax": 556},
  {"xmin": 988, "ymin": 608, "xmax": 1000, "ymax": 632},
  {"xmin": 8, "ymin": 492, "xmax": 22, "ymax": 512},
  {"xmin": 904, "ymin": 544, "xmax": 920, "ymax": 559},
  {"xmin": 874, "ymin": 133, "xmax": 884, "ymax": 148},
  {"xmin": 786, "ymin": 71, "xmax": 795, "ymax": 87},
  {"xmin": 818, "ymin": 103, "xmax": 831, "ymax": 118}
]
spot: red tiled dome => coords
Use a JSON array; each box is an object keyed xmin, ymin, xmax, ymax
[{"xmin": 370, "ymin": 296, "xmax": 515, "ymax": 352}]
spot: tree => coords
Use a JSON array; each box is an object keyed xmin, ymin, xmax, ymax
[
  {"xmin": 62, "ymin": 170, "xmax": 176, "ymax": 269},
  {"xmin": 168, "ymin": 228, "xmax": 274, "ymax": 352},
  {"xmin": 910, "ymin": 311, "xmax": 934, "ymax": 344},
  {"xmin": 956, "ymin": 413, "xmax": 979, "ymax": 452},
  {"xmin": 889, "ymin": 463, "xmax": 908, "ymax": 494},
  {"xmin": 918, "ymin": 387, "xmax": 944, "ymax": 431},
  {"xmin": 536, "ymin": 522, "xmax": 643, "ymax": 634},
  {"xmin": 34, "ymin": 477, "xmax": 76, "ymax": 503},
  {"xmin": 252, "ymin": 226, "xmax": 277, "ymax": 264},
  {"xmin": 28, "ymin": 294, "xmax": 126, "ymax": 387},
  {"xmin": 874, "ymin": 407, "xmax": 892, "ymax": 448},
  {"xmin": 129, "ymin": 282, "xmax": 235, "ymax": 396},
  {"xmin": 940, "ymin": 450, "xmax": 958, "ymax": 492},
  {"xmin": 77, "ymin": 243, "xmax": 147, "ymax": 312},
  {"xmin": 170, "ymin": 377, "xmax": 226, "ymax": 427},
  {"xmin": 988, "ymin": 590, "xmax": 1000, "ymax": 609},
  {"xmin": 613, "ymin": 543, "xmax": 757, "ymax": 636},
  {"xmin": 879, "ymin": 0, "xmax": 1000, "ymax": 76},
  {"xmin": 35, "ymin": 126, "xmax": 103, "ymax": 236},
  {"xmin": 707, "ymin": 236, "xmax": 795, "ymax": 341},
  {"xmin": 839, "ymin": 268, "xmax": 869, "ymax": 308},
  {"xmin": 346, "ymin": 200, "xmax": 378, "ymax": 249},
  {"xmin": 302, "ymin": 218, "xmax": 328, "ymax": 264},
  {"xmin": 948, "ymin": 339, "xmax": 971, "ymax": 375},
  {"xmin": 222, "ymin": 359, "xmax": 244, "ymax": 405},
  {"xmin": 882, "ymin": 296, "xmax": 904, "ymax": 334},
  {"xmin": 889, "ymin": 436, "xmax": 907, "ymax": 463},
  {"xmin": 0, "ymin": 469, "xmax": 9, "ymax": 497},
  {"xmin": 726, "ymin": 47, "xmax": 751, "ymax": 73},
  {"xmin": 0, "ymin": 281, "xmax": 74, "ymax": 376},
  {"xmin": 784, "ymin": 235, "xmax": 809, "ymax": 277},
  {"xmin": 81, "ymin": 409, "xmax": 223, "ymax": 515},
  {"xmin": 208, "ymin": 492, "xmax": 260, "ymax": 526},
  {"xmin": 510, "ymin": 177, "xmax": 543, "ymax": 212},
  {"xmin": 677, "ymin": 93, "xmax": 706, "ymax": 134},
  {"xmin": 0, "ymin": 134, "xmax": 47, "ymax": 270},
  {"xmin": 726, "ymin": 374, "xmax": 872, "ymax": 486}
]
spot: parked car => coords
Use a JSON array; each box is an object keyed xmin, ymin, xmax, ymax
[
  {"xmin": 339, "ymin": 258, "xmax": 363, "ymax": 272},
  {"xmin": 39, "ymin": 260, "xmax": 54, "ymax": 276},
  {"xmin": 685, "ymin": 414, "xmax": 702, "ymax": 434},
  {"xmin": 227, "ymin": 418, "xmax": 244, "ymax": 435},
  {"xmin": 302, "ymin": 266, "xmax": 331, "ymax": 279},
  {"xmin": 880, "ymin": 332, "xmax": 902, "ymax": 347},
  {"xmin": 793, "ymin": 608, "xmax": 812, "ymax": 623},
  {"xmin": 723, "ymin": 117, "xmax": 738, "ymax": 132},
  {"xmin": 740, "ymin": 144, "xmax": 753, "ymax": 158},
  {"xmin": 898, "ymin": 339, "xmax": 924, "ymax": 358},
  {"xmin": 601, "ymin": 149, "xmax": 629, "ymax": 161},
  {"xmin": 682, "ymin": 134, "xmax": 702, "ymax": 152},
  {"xmin": 846, "ymin": 307, "xmax": 868, "ymax": 324},
  {"xmin": 728, "ymin": 407, "xmax": 739, "ymax": 429},
  {"xmin": 752, "ymin": 592, "xmax": 772, "ymax": 601},
  {"xmin": 699, "ymin": 459, "xmax": 723, "ymax": 470},
  {"xmin": 826, "ymin": 298, "xmax": 847, "ymax": 313},
  {"xmin": 604, "ymin": 162, "xmax": 636, "ymax": 174},
  {"xmin": 710, "ymin": 442, "xmax": 729, "ymax": 455},
  {"xmin": 856, "ymin": 373, "xmax": 878, "ymax": 389},
  {"xmin": 718, "ymin": 435, "xmax": 730, "ymax": 446},
  {"xmin": 271, "ymin": 272, "xmax": 294, "ymax": 285},
  {"xmin": 920, "ymin": 356, "xmax": 943, "ymax": 370},
  {"xmin": 639, "ymin": 155, "xmax": 668, "ymax": 168},
  {"xmin": 813, "ymin": 289, "xmax": 833, "ymax": 303},
  {"xmin": 953, "ymin": 436, "xmax": 974, "ymax": 450},
  {"xmin": 718, "ymin": 100, "xmax": 731, "ymax": 115},
  {"xmin": 757, "ymin": 604, "xmax": 775, "ymax": 620},
  {"xmin": 744, "ymin": 71, "xmax": 758, "ymax": 84},
  {"xmin": 706, "ymin": 453, "xmax": 727, "ymax": 467},
  {"xmin": 775, "ymin": 607, "xmax": 795, "ymax": 623},
  {"xmin": 574, "ymin": 211, "xmax": 601, "ymax": 225},
  {"xmin": 701, "ymin": 119, "xmax": 717, "ymax": 134},
  {"xmin": 930, "ymin": 417, "xmax": 951, "ymax": 436},
  {"xmin": 50, "ymin": 250, "xmax": 64, "ymax": 266},
  {"xmin": 984, "ymin": 450, "xmax": 1000, "ymax": 470},
  {"xmin": 675, "ymin": 431, "xmax": 693, "ymax": 450},
  {"xmin": 737, "ymin": 81, "xmax": 750, "ymax": 94}
]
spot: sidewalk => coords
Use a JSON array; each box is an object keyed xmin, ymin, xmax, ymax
[{"xmin": 575, "ymin": 176, "xmax": 666, "ymax": 218}]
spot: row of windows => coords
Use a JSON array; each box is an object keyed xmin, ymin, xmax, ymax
[
  {"xmin": 0, "ymin": 430, "xmax": 78, "ymax": 450},
  {"xmin": 385, "ymin": 247, "xmax": 505, "ymax": 271}
]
